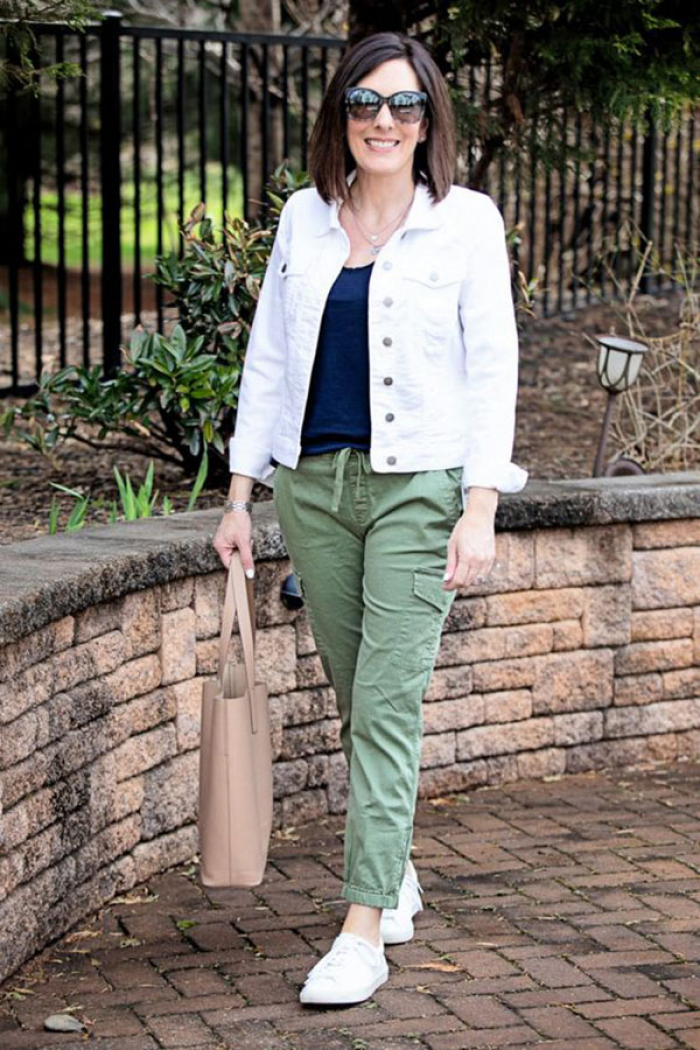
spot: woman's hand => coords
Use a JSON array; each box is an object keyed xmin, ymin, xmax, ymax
[
  {"xmin": 213, "ymin": 510, "xmax": 255, "ymax": 576},
  {"xmin": 442, "ymin": 488, "xmax": 498, "ymax": 591}
]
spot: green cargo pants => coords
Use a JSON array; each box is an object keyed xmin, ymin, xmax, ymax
[{"xmin": 272, "ymin": 446, "xmax": 464, "ymax": 909}]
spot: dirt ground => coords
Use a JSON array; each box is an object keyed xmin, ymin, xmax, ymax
[{"xmin": 0, "ymin": 291, "xmax": 685, "ymax": 545}]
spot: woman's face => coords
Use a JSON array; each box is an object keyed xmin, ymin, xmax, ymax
[{"xmin": 344, "ymin": 58, "xmax": 429, "ymax": 181}]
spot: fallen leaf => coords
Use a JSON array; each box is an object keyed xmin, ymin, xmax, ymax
[
  {"xmin": 63, "ymin": 930, "xmax": 101, "ymax": 943},
  {"xmin": 403, "ymin": 961, "xmax": 464, "ymax": 973},
  {"xmin": 111, "ymin": 892, "xmax": 159, "ymax": 906}
]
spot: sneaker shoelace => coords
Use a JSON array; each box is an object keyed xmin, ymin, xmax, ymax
[{"xmin": 306, "ymin": 934, "xmax": 378, "ymax": 980}]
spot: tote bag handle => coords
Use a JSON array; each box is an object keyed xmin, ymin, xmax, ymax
[{"xmin": 217, "ymin": 550, "xmax": 260, "ymax": 732}]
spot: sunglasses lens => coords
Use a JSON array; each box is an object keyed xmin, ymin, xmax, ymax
[
  {"xmin": 346, "ymin": 88, "xmax": 381, "ymax": 120},
  {"xmin": 390, "ymin": 93, "xmax": 425, "ymax": 123}
]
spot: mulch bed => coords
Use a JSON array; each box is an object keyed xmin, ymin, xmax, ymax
[{"xmin": 0, "ymin": 291, "xmax": 685, "ymax": 546}]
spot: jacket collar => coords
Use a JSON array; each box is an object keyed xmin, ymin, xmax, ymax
[{"xmin": 317, "ymin": 168, "xmax": 442, "ymax": 236}]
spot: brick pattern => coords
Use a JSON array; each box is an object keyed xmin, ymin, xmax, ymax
[
  {"xmin": 1, "ymin": 520, "xmax": 700, "ymax": 988},
  {"xmin": 2, "ymin": 766, "xmax": 700, "ymax": 1047}
]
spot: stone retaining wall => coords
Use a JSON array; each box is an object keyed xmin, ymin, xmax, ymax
[{"xmin": 1, "ymin": 472, "xmax": 700, "ymax": 983}]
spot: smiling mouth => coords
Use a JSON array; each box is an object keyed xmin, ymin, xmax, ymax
[{"xmin": 365, "ymin": 139, "xmax": 400, "ymax": 150}]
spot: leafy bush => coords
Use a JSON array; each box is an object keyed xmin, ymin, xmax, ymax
[{"xmin": 1, "ymin": 162, "xmax": 312, "ymax": 486}]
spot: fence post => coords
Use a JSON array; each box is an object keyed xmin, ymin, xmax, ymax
[
  {"xmin": 4, "ymin": 37, "xmax": 23, "ymax": 390},
  {"xmin": 640, "ymin": 109, "xmax": 657, "ymax": 294},
  {"xmin": 100, "ymin": 11, "xmax": 122, "ymax": 375}
]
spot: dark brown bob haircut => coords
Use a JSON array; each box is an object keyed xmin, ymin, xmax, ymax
[{"xmin": 308, "ymin": 31, "xmax": 456, "ymax": 208}]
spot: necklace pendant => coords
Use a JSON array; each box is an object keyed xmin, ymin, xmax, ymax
[{"xmin": 370, "ymin": 233, "xmax": 378, "ymax": 242}]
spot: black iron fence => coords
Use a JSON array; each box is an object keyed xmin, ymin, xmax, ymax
[
  {"xmin": 1, "ymin": 15, "xmax": 699, "ymax": 396},
  {"xmin": 1, "ymin": 15, "xmax": 345, "ymax": 395}
]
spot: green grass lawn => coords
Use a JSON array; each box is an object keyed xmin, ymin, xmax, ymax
[{"xmin": 23, "ymin": 163, "xmax": 245, "ymax": 271}]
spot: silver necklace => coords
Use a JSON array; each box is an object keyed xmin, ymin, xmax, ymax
[
  {"xmin": 348, "ymin": 195, "xmax": 412, "ymax": 239},
  {"xmin": 345, "ymin": 190, "xmax": 415, "ymax": 256}
]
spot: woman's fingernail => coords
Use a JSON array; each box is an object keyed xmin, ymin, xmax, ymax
[
  {"xmin": 245, "ymin": 568, "xmax": 255, "ymax": 579},
  {"xmin": 442, "ymin": 571, "xmax": 451, "ymax": 581}
]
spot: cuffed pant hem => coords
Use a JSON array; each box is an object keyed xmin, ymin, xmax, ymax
[{"xmin": 343, "ymin": 882, "xmax": 399, "ymax": 909}]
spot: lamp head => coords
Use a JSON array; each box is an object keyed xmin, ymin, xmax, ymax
[{"xmin": 595, "ymin": 335, "xmax": 648, "ymax": 393}]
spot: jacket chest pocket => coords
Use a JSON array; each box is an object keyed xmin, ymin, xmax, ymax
[
  {"xmin": 278, "ymin": 254, "xmax": 313, "ymax": 324},
  {"xmin": 401, "ymin": 263, "xmax": 463, "ymax": 344}
]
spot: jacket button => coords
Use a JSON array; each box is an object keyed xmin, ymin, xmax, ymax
[
  {"xmin": 387, "ymin": 455, "xmax": 397, "ymax": 465},
  {"xmin": 383, "ymin": 296, "xmax": 393, "ymax": 307},
  {"xmin": 385, "ymin": 412, "xmax": 394, "ymax": 422},
  {"xmin": 429, "ymin": 271, "xmax": 438, "ymax": 281},
  {"xmin": 382, "ymin": 336, "xmax": 393, "ymax": 347},
  {"xmin": 383, "ymin": 376, "xmax": 393, "ymax": 385},
  {"xmin": 382, "ymin": 261, "xmax": 392, "ymax": 271}
]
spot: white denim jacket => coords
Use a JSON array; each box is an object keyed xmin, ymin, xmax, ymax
[{"xmin": 228, "ymin": 170, "xmax": 528, "ymax": 506}]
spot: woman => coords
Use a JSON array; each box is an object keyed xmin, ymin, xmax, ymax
[{"xmin": 214, "ymin": 30, "xmax": 528, "ymax": 1006}]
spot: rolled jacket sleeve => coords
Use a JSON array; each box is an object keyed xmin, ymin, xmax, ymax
[
  {"xmin": 228, "ymin": 200, "xmax": 291, "ymax": 482},
  {"xmin": 458, "ymin": 197, "xmax": 528, "ymax": 495}
]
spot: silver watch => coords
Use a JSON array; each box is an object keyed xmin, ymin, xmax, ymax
[{"xmin": 224, "ymin": 499, "xmax": 252, "ymax": 513}]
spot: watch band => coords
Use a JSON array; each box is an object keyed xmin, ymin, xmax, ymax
[{"xmin": 224, "ymin": 499, "xmax": 253, "ymax": 513}]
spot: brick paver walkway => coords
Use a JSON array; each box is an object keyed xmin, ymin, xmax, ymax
[{"xmin": 4, "ymin": 763, "xmax": 700, "ymax": 1049}]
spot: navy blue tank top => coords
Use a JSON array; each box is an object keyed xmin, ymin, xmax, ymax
[{"xmin": 272, "ymin": 262, "xmax": 373, "ymax": 465}]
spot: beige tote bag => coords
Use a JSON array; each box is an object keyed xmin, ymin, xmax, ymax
[{"xmin": 198, "ymin": 550, "xmax": 273, "ymax": 887}]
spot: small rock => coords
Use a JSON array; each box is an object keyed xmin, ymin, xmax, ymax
[{"xmin": 44, "ymin": 1013, "xmax": 87, "ymax": 1032}]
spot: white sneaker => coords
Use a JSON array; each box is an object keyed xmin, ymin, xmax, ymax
[
  {"xmin": 379, "ymin": 858, "xmax": 424, "ymax": 944},
  {"xmin": 299, "ymin": 931, "xmax": 388, "ymax": 1005}
]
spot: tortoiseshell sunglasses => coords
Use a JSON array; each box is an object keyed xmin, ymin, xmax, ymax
[{"xmin": 344, "ymin": 86, "xmax": 428, "ymax": 124}]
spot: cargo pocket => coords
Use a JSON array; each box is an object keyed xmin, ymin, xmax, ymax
[
  {"xmin": 390, "ymin": 567, "xmax": 455, "ymax": 679},
  {"xmin": 412, "ymin": 567, "xmax": 454, "ymax": 669},
  {"xmin": 413, "ymin": 566, "xmax": 452, "ymax": 611}
]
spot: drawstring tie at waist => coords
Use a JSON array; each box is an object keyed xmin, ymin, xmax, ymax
[{"xmin": 331, "ymin": 446, "xmax": 370, "ymax": 513}]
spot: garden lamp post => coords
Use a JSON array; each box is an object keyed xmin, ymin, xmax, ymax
[{"xmin": 592, "ymin": 335, "xmax": 649, "ymax": 477}]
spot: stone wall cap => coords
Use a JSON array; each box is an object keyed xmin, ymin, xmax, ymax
[{"xmin": 2, "ymin": 473, "xmax": 700, "ymax": 646}]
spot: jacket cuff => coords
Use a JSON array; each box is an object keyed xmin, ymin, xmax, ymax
[
  {"xmin": 462, "ymin": 461, "xmax": 529, "ymax": 495},
  {"xmin": 228, "ymin": 438, "xmax": 276, "ymax": 484}
]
